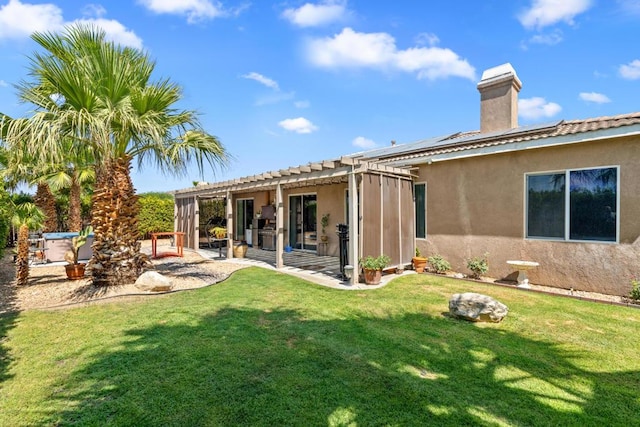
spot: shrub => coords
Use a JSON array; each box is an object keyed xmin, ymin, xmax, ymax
[
  {"xmin": 428, "ymin": 254, "xmax": 451, "ymax": 274},
  {"xmin": 359, "ymin": 255, "xmax": 391, "ymax": 271},
  {"xmin": 0, "ymin": 185, "xmax": 11, "ymax": 254},
  {"xmin": 138, "ymin": 193, "xmax": 174, "ymax": 239},
  {"xmin": 467, "ymin": 253, "xmax": 489, "ymax": 279},
  {"xmin": 630, "ymin": 278, "xmax": 640, "ymax": 301}
]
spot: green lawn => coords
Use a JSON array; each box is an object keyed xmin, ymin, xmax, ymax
[{"xmin": 1, "ymin": 267, "xmax": 639, "ymax": 426}]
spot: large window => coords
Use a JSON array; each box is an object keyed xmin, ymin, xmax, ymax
[
  {"xmin": 414, "ymin": 183, "xmax": 426, "ymax": 239},
  {"xmin": 526, "ymin": 167, "xmax": 618, "ymax": 242}
]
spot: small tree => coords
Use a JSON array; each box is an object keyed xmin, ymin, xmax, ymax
[{"xmin": 11, "ymin": 202, "xmax": 44, "ymax": 286}]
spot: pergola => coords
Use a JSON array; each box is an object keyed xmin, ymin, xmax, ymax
[{"xmin": 172, "ymin": 156, "xmax": 415, "ymax": 285}]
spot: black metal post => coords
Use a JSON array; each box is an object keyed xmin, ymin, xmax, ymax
[{"xmin": 337, "ymin": 223, "xmax": 349, "ymax": 279}]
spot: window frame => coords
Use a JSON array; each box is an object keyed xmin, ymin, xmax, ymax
[
  {"xmin": 414, "ymin": 182, "xmax": 427, "ymax": 239},
  {"xmin": 524, "ymin": 166, "xmax": 620, "ymax": 244}
]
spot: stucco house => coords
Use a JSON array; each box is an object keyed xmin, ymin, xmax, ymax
[{"xmin": 173, "ymin": 63, "xmax": 640, "ymax": 296}]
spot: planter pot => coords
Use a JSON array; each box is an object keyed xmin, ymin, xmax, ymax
[
  {"xmin": 65, "ymin": 263, "xmax": 86, "ymax": 280},
  {"xmin": 320, "ymin": 235, "xmax": 329, "ymax": 243},
  {"xmin": 412, "ymin": 257, "xmax": 427, "ymax": 273},
  {"xmin": 363, "ymin": 268, "xmax": 382, "ymax": 285},
  {"xmin": 233, "ymin": 241, "xmax": 248, "ymax": 258}
]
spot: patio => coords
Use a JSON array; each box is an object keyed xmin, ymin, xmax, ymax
[{"xmin": 194, "ymin": 241, "xmax": 404, "ymax": 289}]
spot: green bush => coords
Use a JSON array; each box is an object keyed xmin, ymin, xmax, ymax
[
  {"xmin": 0, "ymin": 185, "xmax": 11, "ymax": 254},
  {"xmin": 428, "ymin": 254, "xmax": 451, "ymax": 274},
  {"xmin": 467, "ymin": 253, "xmax": 489, "ymax": 279},
  {"xmin": 138, "ymin": 193, "xmax": 174, "ymax": 239},
  {"xmin": 630, "ymin": 278, "xmax": 640, "ymax": 301}
]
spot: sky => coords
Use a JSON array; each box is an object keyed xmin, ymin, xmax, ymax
[{"xmin": 1, "ymin": 0, "xmax": 639, "ymax": 194}]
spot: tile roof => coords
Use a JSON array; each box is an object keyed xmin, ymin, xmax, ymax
[{"xmin": 359, "ymin": 112, "xmax": 640, "ymax": 165}]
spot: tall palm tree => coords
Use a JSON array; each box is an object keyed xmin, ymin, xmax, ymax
[
  {"xmin": 2, "ymin": 24, "xmax": 228, "ymax": 286},
  {"xmin": 33, "ymin": 181, "xmax": 58, "ymax": 232},
  {"xmin": 11, "ymin": 202, "xmax": 44, "ymax": 286},
  {"xmin": 44, "ymin": 140, "xmax": 95, "ymax": 232}
]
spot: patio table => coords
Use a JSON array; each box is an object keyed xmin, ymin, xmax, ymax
[{"xmin": 151, "ymin": 232, "xmax": 185, "ymax": 259}]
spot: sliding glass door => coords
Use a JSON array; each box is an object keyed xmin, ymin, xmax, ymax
[
  {"xmin": 235, "ymin": 199, "xmax": 253, "ymax": 241},
  {"xmin": 289, "ymin": 194, "xmax": 317, "ymax": 250}
]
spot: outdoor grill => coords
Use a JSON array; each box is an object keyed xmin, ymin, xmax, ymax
[{"xmin": 258, "ymin": 226, "xmax": 276, "ymax": 250}]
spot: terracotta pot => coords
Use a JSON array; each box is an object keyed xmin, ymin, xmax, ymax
[
  {"xmin": 412, "ymin": 257, "xmax": 427, "ymax": 273},
  {"xmin": 320, "ymin": 235, "xmax": 329, "ymax": 243},
  {"xmin": 65, "ymin": 263, "xmax": 86, "ymax": 280},
  {"xmin": 363, "ymin": 268, "xmax": 382, "ymax": 285}
]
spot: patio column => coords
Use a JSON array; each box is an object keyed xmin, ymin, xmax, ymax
[
  {"xmin": 194, "ymin": 196, "xmax": 200, "ymax": 252},
  {"xmin": 276, "ymin": 183, "xmax": 284, "ymax": 269},
  {"xmin": 226, "ymin": 190, "xmax": 234, "ymax": 259},
  {"xmin": 348, "ymin": 167, "xmax": 359, "ymax": 285}
]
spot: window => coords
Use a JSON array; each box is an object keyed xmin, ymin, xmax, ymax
[
  {"xmin": 414, "ymin": 183, "xmax": 426, "ymax": 238},
  {"xmin": 526, "ymin": 167, "xmax": 618, "ymax": 242}
]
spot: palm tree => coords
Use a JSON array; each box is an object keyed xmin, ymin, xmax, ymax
[
  {"xmin": 2, "ymin": 24, "xmax": 228, "ymax": 286},
  {"xmin": 33, "ymin": 181, "xmax": 58, "ymax": 232},
  {"xmin": 44, "ymin": 141, "xmax": 95, "ymax": 232},
  {"xmin": 11, "ymin": 202, "xmax": 44, "ymax": 286}
]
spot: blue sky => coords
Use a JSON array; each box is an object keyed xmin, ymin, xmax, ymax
[{"xmin": 1, "ymin": 0, "xmax": 639, "ymax": 193}]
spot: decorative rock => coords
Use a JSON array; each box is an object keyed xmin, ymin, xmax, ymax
[
  {"xmin": 449, "ymin": 292, "xmax": 508, "ymax": 323},
  {"xmin": 135, "ymin": 271, "xmax": 174, "ymax": 292}
]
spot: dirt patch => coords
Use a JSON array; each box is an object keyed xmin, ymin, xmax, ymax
[{"xmin": 0, "ymin": 241, "xmax": 247, "ymax": 313}]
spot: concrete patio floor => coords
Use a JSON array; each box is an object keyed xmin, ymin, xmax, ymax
[{"xmin": 196, "ymin": 244, "xmax": 411, "ymax": 290}]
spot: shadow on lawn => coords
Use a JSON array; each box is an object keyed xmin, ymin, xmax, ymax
[{"xmin": 42, "ymin": 308, "xmax": 639, "ymax": 426}]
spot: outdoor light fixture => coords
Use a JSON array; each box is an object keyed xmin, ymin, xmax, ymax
[{"xmin": 344, "ymin": 265, "xmax": 354, "ymax": 281}]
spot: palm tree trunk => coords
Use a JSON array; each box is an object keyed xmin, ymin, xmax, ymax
[
  {"xmin": 34, "ymin": 183, "xmax": 57, "ymax": 232},
  {"xmin": 68, "ymin": 174, "xmax": 82, "ymax": 232},
  {"xmin": 16, "ymin": 224, "xmax": 30, "ymax": 286},
  {"xmin": 88, "ymin": 156, "xmax": 149, "ymax": 286}
]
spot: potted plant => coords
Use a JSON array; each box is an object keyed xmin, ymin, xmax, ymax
[
  {"xmin": 412, "ymin": 247, "xmax": 427, "ymax": 273},
  {"xmin": 320, "ymin": 213, "xmax": 330, "ymax": 242},
  {"xmin": 64, "ymin": 226, "xmax": 93, "ymax": 280},
  {"xmin": 359, "ymin": 254, "xmax": 391, "ymax": 285}
]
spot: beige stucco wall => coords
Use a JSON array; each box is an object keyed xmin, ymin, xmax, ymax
[{"xmin": 416, "ymin": 136, "xmax": 640, "ymax": 296}]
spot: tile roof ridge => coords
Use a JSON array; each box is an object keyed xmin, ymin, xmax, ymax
[{"xmin": 563, "ymin": 111, "xmax": 640, "ymax": 125}]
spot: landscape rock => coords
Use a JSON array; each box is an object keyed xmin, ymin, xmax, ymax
[
  {"xmin": 135, "ymin": 271, "xmax": 174, "ymax": 292},
  {"xmin": 449, "ymin": 292, "xmax": 508, "ymax": 323}
]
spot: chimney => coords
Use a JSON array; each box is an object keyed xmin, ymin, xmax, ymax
[{"xmin": 477, "ymin": 63, "xmax": 522, "ymax": 133}]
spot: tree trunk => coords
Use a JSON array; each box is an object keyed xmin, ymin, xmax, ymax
[
  {"xmin": 16, "ymin": 224, "xmax": 30, "ymax": 286},
  {"xmin": 68, "ymin": 175, "xmax": 82, "ymax": 232},
  {"xmin": 88, "ymin": 156, "xmax": 149, "ymax": 286},
  {"xmin": 34, "ymin": 183, "xmax": 58, "ymax": 232}
]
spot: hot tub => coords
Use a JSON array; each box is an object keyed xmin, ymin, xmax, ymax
[{"xmin": 43, "ymin": 232, "xmax": 94, "ymax": 263}]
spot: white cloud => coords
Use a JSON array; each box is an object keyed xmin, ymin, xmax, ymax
[
  {"xmin": 306, "ymin": 27, "xmax": 475, "ymax": 81},
  {"xmin": 619, "ymin": 59, "xmax": 640, "ymax": 79},
  {"xmin": 0, "ymin": 0, "xmax": 64, "ymax": 40},
  {"xmin": 579, "ymin": 92, "xmax": 611, "ymax": 103},
  {"xmin": 138, "ymin": 0, "xmax": 238, "ymax": 23},
  {"xmin": 518, "ymin": 0, "xmax": 592, "ymax": 29},
  {"xmin": 295, "ymin": 100, "xmax": 310, "ymax": 108},
  {"xmin": 72, "ymin": 18, "xmax": 143, "ymax": 49},
  {"xmin": 528, "ymin": 29, "xmax": 563, "ymax": 45},
  {"xmin": 0, "ymin": 80, "xmax": 8, "ymax": 87},
  {"xmin": 282, "ymin": 0, "xmax": 347, "ymax": 27},
  {"xmin": 0, "ymin": 1, "xmax": 142, "ymax": 48},
  {"xmin": 278, "ymin": 117, "xmax": 318, "ymax": 134},
  {"xmin": 242, "ymin": 72, "xmax": 280, "ymax": 90},
  {"xmin": 519, "ymin": 97, "xmax": 562, "ymax": 120},
  {"xmin": 82, "ymin": 4, "xmax": 107, "ymax": 18},
  {"xmin": 352, "ymin": 136, "xmax": 376, "ymax": 149},
  {"xmin": 415, "ymin": 32, "xmax": 440, "ymax": 47}
]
